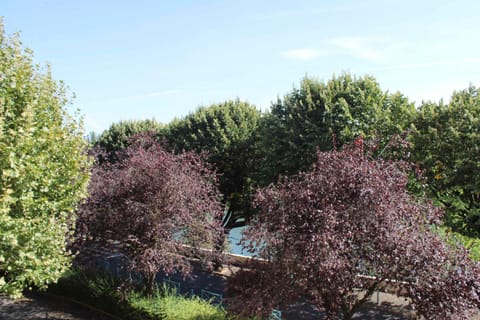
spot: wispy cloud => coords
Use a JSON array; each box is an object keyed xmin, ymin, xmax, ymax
[
  {"xmin": 284, "ymin": 49, "xmax": 329, "ymax": 60},
  {"xmin": 329, "ymin": 37, "xmax": 385, "ymax": 62},
  {"xmin": 283, "ymin": 36, "xmax": 401, "ymax": 63}
]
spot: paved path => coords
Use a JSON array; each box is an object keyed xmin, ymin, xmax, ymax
[
  {"xmin": 0, "ymin": 293, "xmax": 115, "ymax": 320},
  {"xmin": 158, "ymin": 266, "xmax": 415, "ymax": 320},
  {"xmin": 1, "ymin": 291, "xmax": 409, "ymax": 320}
]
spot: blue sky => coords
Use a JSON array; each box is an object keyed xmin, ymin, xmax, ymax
[{"xmin": 2, "ymin": 0, "xmax": 480, "ymax": 133}]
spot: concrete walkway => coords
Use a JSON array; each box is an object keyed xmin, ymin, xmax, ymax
[
  {"xmin": 0, "ymin": 293, "xmax": 115, "ymax": 320},
  {"xmin": 158, "ymin": 266, "xmax": 415, "ymax": 320},
  {"xmin": 0, "ymin": 291, "xmax": 410, "ymax": 320}
]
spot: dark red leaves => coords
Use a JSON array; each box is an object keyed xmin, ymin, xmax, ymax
[
  {"xmin": 76, "ymin": 133, "xmax": 224, "ymax": 293},
  {"xmin": 227, "ymin": 142, "xmax": 479, "ymax": 319}
]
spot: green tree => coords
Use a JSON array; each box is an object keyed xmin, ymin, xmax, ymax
[
  {"xmin": 84, "ymin": 131, "xmax": 99, "ymax": 146},
  {"xmin": 257, "ymin": 73, "xmax": 416, "ymax": 185},
  {"xmin": 166, "ymin": 99, "xmax": 261, "ymax": 226},
  {"xmin": 410, "ymin": 86, "xmax": 480, "ymax": 236},
  {"xmin": 94, "ymin": 119, "xmax": 165, "ymax": 162},
  {"xmin": 0, "ymin": 20, "xmax": 91, "ymax": 297}
]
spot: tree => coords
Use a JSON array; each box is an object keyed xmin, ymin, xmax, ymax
[
  {"xmin": 256, "ymin": 73, "xmax": 416, "ymax": 185},
  {"xmin": 0, "ymin": 20, "xmax": 91, "ymax": 297},
  {"xmin": 77, "ymin": 134, "xmax": 224, "ymax": 294},
  {"xmin": 94, "ymin": 119, "xmax": 165, "ymax": 163},
  {"xmin": 227, "ymin": 140, "xmax": 479, "ymax": 319},
  {"xmin": 165, "ymin": 99, "xmax": 262, "ymax": 226},
  {"xmin": 410, "ymin": 86, "xmax": 480, "ymax": 237}
]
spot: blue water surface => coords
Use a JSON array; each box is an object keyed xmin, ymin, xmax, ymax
[{"xmin": 227, "ymin": 226, "xmax": 260, "ymax": 257}]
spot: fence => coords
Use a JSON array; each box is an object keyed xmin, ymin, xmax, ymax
[
  {"xmin": 161, "ymin": 276, "xmax": 281, "ymax": 318},
  {"xmin": 84, "ymin": 250, "xmax": 283, "ymax": 319}
]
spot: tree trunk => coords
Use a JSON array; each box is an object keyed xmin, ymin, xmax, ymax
[{"xmin": 144, "ymin": 273, "xmax": 156, "ymax": 297}]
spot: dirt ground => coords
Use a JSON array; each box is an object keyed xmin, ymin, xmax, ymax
[
  {"xmin": 0, "ymin": 293, "xmax": 115, "ymax": 320},
  {"xmin": 1, "ymin": 290, "xmax": 478, "ymax": 320}
]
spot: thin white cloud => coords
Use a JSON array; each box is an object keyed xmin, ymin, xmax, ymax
[
  {"xmin": 330, "ymin": 37, "xmax": 385, "ymax": 62},
  {"xmin": 284, "ymin": 49, "xmax": 329, "ymax": 60},
  {"xmin": 283, "ymin": 36, "xmax": 400, "ymax": 63}
]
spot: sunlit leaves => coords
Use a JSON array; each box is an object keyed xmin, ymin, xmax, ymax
[
  {"xmin": 411, "ymin": 86, "xmax": 480, "ymax": 236},
  {"xmin": 0, "ymin": 19, "xmax": 91, "ymax": 297},
  {"xmin": 256, "ymin": 73, "xmax": 415, "ymax": 185},
  {"xmin": 228, "ymin": 141, "xmax": 479, "ymax": 319}
]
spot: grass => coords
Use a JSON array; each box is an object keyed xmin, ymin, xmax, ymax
[
  {"xmin": 450, "ymin": 232, "xmax": 480, "ymax": 261},
  {"xmin": 129, "ymin": 285, "xmax": 228, "ymax": 320},
  {"xmin": 46, "ymin": 267, "xmax": 231, "ymax": 320},
  {"xmin": 46, "ymin": 268, "xmax": 155, "ymax": 320},
  {"xmin": 437, "ymin": 227, "xmax": 480, "ymax": 261}
]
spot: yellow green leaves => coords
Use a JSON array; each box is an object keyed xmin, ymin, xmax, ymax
[{"xmin": 0, "ymin": 18, "xmax": 91, "ymax": 297}]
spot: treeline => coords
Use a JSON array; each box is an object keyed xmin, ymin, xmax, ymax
[
  {"xmin": 2, "ymin": 20, "xmax": 479, "ymax": 317},
  {"xmin": 91, "ymin": 73, "xmax": 480, "ymax": 237}
]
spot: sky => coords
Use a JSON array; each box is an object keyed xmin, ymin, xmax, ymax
[{"xmin": 2, "ymin": 0, "xmax": 480, "ymax": 133}]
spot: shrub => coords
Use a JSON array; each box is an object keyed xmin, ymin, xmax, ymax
[
  {"xmin": 48, "ymin": 268, "xmax": 156, "ymax": 320},
  {"xmin": 129, "ymin": 285, "xmax": 227, "ymax": 320}
]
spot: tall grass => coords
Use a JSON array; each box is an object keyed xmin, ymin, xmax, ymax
[
  {"xmin": 129, "ymin": 284, "xmax": 228, "ymax": 320},
  {"xmin": 47, "ymin": 268, "xmax": 231, "ymax": 320}
]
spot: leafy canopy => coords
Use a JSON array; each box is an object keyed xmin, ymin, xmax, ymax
[
  {"xmin": 0, "ymin": 20, "xmax": 91, "ymax": 297},
  {"xmin": 77, "ymin": 133, "xmax": 224, "ymax": 294},
  {"xmin": 228, "ymin": 140, "xmax": 479, "ymax": 320},
  {"xmin": 256, "ymin": 73, "xmax": 415, "ymax": 185},
  {"xmin": 93, "ymin": 118, "xmax": 165, "ymax": 163},
  {"xmin": 410, "ymin": 86, "xmax": 480, "ymax": 237},
  {"xmin": 166, "ymin": 99, "xmax": 261, "ymax": 224}
]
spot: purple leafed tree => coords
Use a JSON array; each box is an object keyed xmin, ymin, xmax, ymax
[
  {"xmin": 227, "ymin": 140, "xmax": 480, "ymax": 320},
  {"xmin": 76, "ymin": 133, "xmax": 224, "ymax": 294}
]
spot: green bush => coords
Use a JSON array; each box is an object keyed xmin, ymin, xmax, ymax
[
  {"xmin": 436, "ymin": 227, "xmax": 480, "ymax": 261},
  {"xmin": 47, "ymin": 268, "xmax": 157, "ymax": 320},
  {"xmin": 450, "ymin": 232, "xmax": 480, "ymax": 261},
  {"xmin": 47, "ymin": 268, "xmax": 234, "ymax": 320},
  {"xmin": 129, "ymin": 285, "xmax": 228, "ymax": 320}
]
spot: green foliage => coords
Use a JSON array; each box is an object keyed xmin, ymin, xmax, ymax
[
  {"xmin": 256, "ymin": 73, "xmax": 415, "ymax": 185},
  {"xmin": 166, "ymin": 99, "xmax": 261, "ymax": 221},
  {"xmin": 0, "ymin": 20, "xmax": 91, "ymax": 297},
  {"xmin": 129, "ymin": 285, "xmax": 227, "ymax": 320},
  {"xmin": 94, "ymin": 118, "xmax": 165, "ymax": 162},
  {"xmin": 436, "ymin": 228, "xmax": 480, "ymax": 261},
  {"xmin": 48, "ymin": 268, "xmax": 158, "ymax": 320},
  {"xmin": 84, "ymin": 131, "xmax": 99, "ymax": 145},
  {"xmin": 49, "ymin": 268, "xmax": 229, "ymax": 320},
  {"xmin": 455, "ymin": 234, "xmax": 480, "ymax": 261},
  {"xmin": 410, "ymin": 86, "xmax": 480, "ymax": 236}
]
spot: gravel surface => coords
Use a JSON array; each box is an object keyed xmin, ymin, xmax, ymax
[{"xmin": 0, "ymin": 293, "xmax": 115, "ymax": 320}]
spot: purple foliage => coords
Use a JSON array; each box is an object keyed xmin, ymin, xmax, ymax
[
  {"xmin": 227, "ymin": 139, "xmax": 479, "ymax": 320},
  {"xmin": 76, "ymin": 133, "xmax": 224, "ymax": 294}
]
